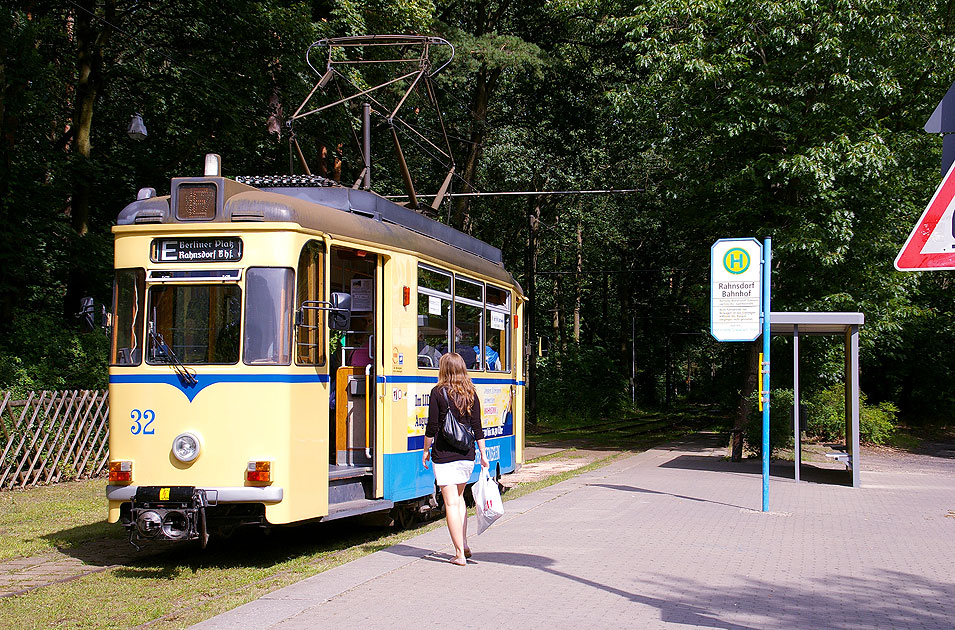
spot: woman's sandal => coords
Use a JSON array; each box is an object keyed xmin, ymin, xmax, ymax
[
  {"xmin": 463, "ymin": 548, "xmax": 472, "ymax": 559},
  {"xmin": 449, "ymin": 556, "xmax": 467, "ymax": 566}
]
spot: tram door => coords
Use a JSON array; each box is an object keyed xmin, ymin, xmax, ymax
[{"xmin": 330, "ymin": 247, "xmax": 378, "ymax": 472}]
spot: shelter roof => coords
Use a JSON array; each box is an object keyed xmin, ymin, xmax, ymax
[{"xmin": 770, "ymin": 312, "xmax": 864, "ymax": 336}]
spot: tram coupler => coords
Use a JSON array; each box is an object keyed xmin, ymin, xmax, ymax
[{"xmin": 127, "ymin": 486, "xmax": 208, "ymax": 548}]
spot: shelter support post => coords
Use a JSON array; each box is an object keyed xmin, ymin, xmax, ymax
[{"xmin": 847, "ymin": 325, "xmax": 861, "ymax": 488}]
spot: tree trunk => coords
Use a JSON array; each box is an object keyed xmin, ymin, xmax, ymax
[
  {"xmin": 573, "ymin": 220, "xmax": 582, "ymax": 343},
  {"xmin": 732, "ymin": 342, "xmax": 760, "ymax": 461},
  {"xmin": 71, "ymin": 0, "xmax": 110, "ymax": 237},
  {"xmin": 526, "ymin": 197, "xmax": 542, "ymax": 425},
  {"xmin": 552, "ymin": 247, "xmax": 563, "ymax": 365},
  {"xmin": 63, "ymin": 0, "xmax": 112, "ymax": 320},
  {"xmin": 664, "ymin": 333, "xmax": 671, "ymax": 409},
  {"xmin": 452, "ymin": 65, "xmax": 501, "ymax": 232}
]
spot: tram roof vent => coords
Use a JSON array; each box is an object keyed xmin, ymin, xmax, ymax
[
  {"xmin": 117, "ymin": 197, "xmax": 170, "ymax": 225},
  {"xmin": 230, "ymin": 208, "xmax": 266, "ymax": 222},
  {"xmin": 134, "ymin": 209, "xmax": 165, "ymax": 224}
]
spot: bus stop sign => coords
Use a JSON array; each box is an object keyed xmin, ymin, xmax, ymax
[{"xmin": 711, "ymin": 238, "xmax": 762, "ymax": 341}]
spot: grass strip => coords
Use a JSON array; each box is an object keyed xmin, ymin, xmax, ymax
[
  {"xmin": 0, "ymin": 479, "xmax": 119, "ymax": 562},
  {"xmin": 526, "ymin": 447, "xmax": 580, "ymax": 463}
]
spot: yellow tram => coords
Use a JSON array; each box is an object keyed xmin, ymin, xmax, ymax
[{"xmin": 106, "ymin": 155, "xmax": 525, "ymax": 545}]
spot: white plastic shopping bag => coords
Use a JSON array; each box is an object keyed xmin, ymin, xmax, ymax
[{"xmin": 473, "ymin": 466, "xmax": 504, "ymax": 535}]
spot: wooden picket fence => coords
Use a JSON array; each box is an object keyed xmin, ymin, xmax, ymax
[{"xmin": 0, "ymin": 390, "xmax": 110, "ymax": 490}]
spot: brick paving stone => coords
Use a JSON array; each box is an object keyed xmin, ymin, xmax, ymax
[
  {"xmin": 192, "ymin": 432, "xmax": 955, "ymax": 630},
  {"xmin": 0, "ymin": 539, "xmax": 161, "ymax": 597}
]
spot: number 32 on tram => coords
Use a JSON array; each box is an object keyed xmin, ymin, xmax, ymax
[{"xmin": 106, "ymin": 155, "xmax": 525, "ymax": 546}]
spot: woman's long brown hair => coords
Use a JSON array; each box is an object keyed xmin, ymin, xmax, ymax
[{"xmin": 437, "ymin": 352, "xmax": 477, "ymax": 413}]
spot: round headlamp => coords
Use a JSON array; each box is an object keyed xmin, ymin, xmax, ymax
[{"xmin": 172, "ymin": 432, "xmax": 201, "ymax": 463}]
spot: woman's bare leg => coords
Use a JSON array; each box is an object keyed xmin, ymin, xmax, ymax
[
  {"xmin": 441, "ymin": 484, "xmax": 467, "ymax": 564},
  {"xmin": 460, "ymin": 482, "xmax": 470, "ymax": 556}
]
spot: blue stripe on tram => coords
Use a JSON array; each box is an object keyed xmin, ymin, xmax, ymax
[{"xmin": 109, "ymin": 373, "xmax": 330, "ymax": 402}]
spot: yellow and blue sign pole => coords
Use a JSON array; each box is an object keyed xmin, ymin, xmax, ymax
[{"xmin": 760, "ymin": 238, "xmax": 771, "ymax": 512}]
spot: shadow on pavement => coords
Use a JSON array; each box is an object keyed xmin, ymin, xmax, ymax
[
  {"xmin": 658, "ymin": 454, "xmax": 852, "ymax": 487},
  {"xmin": 388, "ymin": 545, "xmax": 758, "ymax": 629},
  {"xmin": 647, "ymin": 567, "xmax": 955, "ymax": 630},
  {"xmin": 387, "ymin": 546, "xmax": 954, "ymax": 630},
  {"xmin": 469, "ymin": 550, "xmax": 759, "ymax": 630},
  {"xmin": 586, "ymin": 483, "xmax": 750, "ymax": 510}
]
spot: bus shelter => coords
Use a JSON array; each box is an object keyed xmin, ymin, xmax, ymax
[{"xmin": 770, "ymin": 312, "xmax": 864, "ymax": 488}]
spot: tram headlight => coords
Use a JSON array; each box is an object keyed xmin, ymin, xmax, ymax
[{"xmin": 172, "ymin": 432, "xmax": 201, "ymax": 463}]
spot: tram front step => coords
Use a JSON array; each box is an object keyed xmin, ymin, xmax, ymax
[
  {"xmin": 328, "ymin": 465, "xmax": 372, "ymax": 481},
  {"xmin": 329, "ymin": 475, "xmax": 373, "ymax": 503},
  {"xmin": 323, "ymin": 498, "xmax": 395, "ymax": 522}
]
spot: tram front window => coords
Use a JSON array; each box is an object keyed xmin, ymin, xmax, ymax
[{"xmin": 147, "ymin": 284, "xmax": 241, "ymax": 364}]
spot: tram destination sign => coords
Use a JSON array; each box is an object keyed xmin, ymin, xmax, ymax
[
  {"xmin": 710, "ymin": 238, "xmax": 762, "ymax": 342},
  {"xmin": 151, "ymin": 237, "xmax": 243, "ymax": 263}
]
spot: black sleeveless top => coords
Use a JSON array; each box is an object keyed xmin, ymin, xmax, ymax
[{"xmin": 425, "ymin": 385, "xmax": 484, "ymax": 463}]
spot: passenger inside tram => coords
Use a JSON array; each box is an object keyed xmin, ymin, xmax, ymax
[{"xmin": 448, "ymin": 326, "xmax": 478, "ymax": 369}]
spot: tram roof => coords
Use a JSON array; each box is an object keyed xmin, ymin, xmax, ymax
[{"xmin": 116, "ymin": 176, "xmax": 522, "ymax": 294}]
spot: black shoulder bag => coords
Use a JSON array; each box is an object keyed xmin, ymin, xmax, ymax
[{"xmin": 441, "ymin": 388, "xmax": 475, "ymax": 452}]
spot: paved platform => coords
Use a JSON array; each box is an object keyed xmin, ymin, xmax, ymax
[{"xmin": 192, "ymin": 434, "xmax": 955, "ymax": 629}]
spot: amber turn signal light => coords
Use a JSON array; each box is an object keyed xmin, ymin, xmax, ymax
[
  {"xmin": 109, "ymin": 460, "xmax": 133, "ymax": 483},
  {"xmin": 246, "ymin": 461, "xmax": 271, "ymax": 483}
]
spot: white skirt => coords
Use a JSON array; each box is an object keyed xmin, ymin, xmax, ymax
[{"xmin": 433, "ymin": 459, "xmax": 476, "ymax": 487}]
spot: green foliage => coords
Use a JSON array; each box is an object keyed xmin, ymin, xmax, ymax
[
  {"xmin": 743, "ymin": 388, "xmax": 795, "ymax": 456},
  {"xmin": 862, "ymin": 400, "xmax": 899, "ymax": 445},
  {"xmin": 0, "ymin": 309, "xmax": 108, "ymax": 392},
  {"xmin": 804, "ymin": 383, "xmax": 898, "ymax": 445},
  {"xmin": 535, "ymin": 343, "xmax": 631, "ymax": 425},
  {"xmin": 804, "ymin": 383, "xmax": 848, "ymax": 442}
]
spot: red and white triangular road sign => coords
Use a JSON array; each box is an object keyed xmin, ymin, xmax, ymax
[{"xmin": 896, "ymin": 160, "xmax": 955, "ymax": 270}]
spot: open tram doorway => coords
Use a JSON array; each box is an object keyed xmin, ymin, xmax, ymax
[{"xmin": 329, "ymin": 247, "xmax": 378, "ymax": 478}]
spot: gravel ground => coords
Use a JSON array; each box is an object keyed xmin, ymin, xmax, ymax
[{"xmin": 861, "ymin": 439, "xmax": 955, "ymax": 474}]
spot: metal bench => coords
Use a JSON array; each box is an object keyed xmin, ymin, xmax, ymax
[{"xmin": 825, "ymin": 452, "xmax": 852, "ymax": 469}]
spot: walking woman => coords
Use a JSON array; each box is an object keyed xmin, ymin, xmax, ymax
[{"xmin": 422, "ymin": 352, "xmax": 488, "ymax": 565}]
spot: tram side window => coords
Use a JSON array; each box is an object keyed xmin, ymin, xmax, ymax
[
  {"xmin": 244, "ymin": 268, "xmax": 293, "ymax": 365},
  {"xmin": 417, "ymin": 265, "xmax": 451, "ymax": 369},
  {"xmin": 110, "ymin": 268, "xmax": 145, "ymax": 366},
  {"xmin": 485, "ymin": 285, "xmax": 511, "ymax": 372},
  {"xmin": 454, "ymin": 276, "xmax": 483, "ymax": 370},
  {"xmin": 147, "ymin": 284, "xmax": 241, "ymax": 364},
  {"xmin": 295, "ymin": 241, "xmax": 326, "ymax": 366}
]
